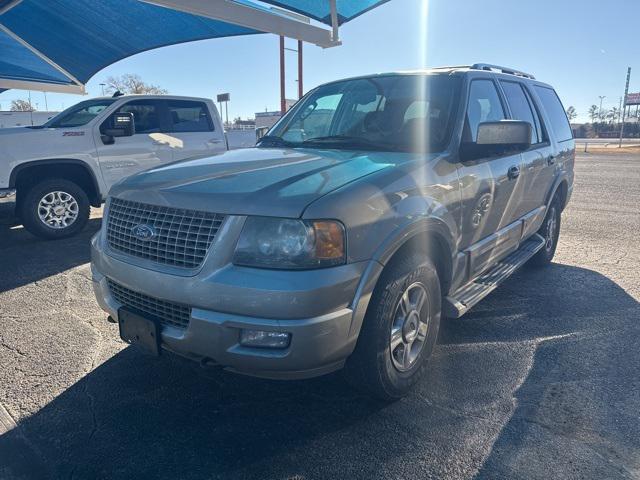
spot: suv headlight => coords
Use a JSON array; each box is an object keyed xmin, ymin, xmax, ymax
[{"xmin": 233, "ymin": 217, "xmax": 346, "ymax": 269}]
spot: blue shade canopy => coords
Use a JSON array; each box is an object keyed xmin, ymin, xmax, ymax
[
  {"xmin": 0, "ymin": 0, "xmax": 390, "ymax": 93},
  {"xmin": 0, "ymin": 0, "xmax": 261, "ymax": 91}
]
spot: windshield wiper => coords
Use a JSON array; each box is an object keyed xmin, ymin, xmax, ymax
[{"xmin": 257, "ymin": 135, "xmax": 293, "ymax": 148}]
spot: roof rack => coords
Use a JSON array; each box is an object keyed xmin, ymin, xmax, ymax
[{"xmin": 470, "ymin": 63, "xmax": 535, "ymax": 79}]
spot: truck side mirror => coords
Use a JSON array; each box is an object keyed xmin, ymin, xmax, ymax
[
  {"xmin": 461, "ymin": 120, "xmax": 531, "ymax": 161},
  {"xmin": 102, "ymin": 112, "xmax": 136, "ymax": 142}
]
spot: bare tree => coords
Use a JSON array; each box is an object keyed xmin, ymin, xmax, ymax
[
  {"xmin": 104, "ymin": 74, "xmax": 167, "ymax": 95},
  {"xmin": 565, "ymin": 106, "xmax": 577, "ymax": 122},
  {"xmin": 10, "ymin": 99, "xmax": 36, "ymax": 111},
  {"xmin": 607, "ymin": 107, "xmax": 619, "ymax": 124},
  {"xmin": 588, "ymin": 105, "xmax": 599, "ymax": 123}
]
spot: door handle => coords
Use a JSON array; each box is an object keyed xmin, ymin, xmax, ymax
[
  {"xmin": 507, "ymin": 165, "xmax": 520, "ymax": 180},
  {"xmin": 546, "ymin": 155, "xmax": 556, "ymax": 165},
  {"xmin": 207, "ymin": 139, "xmax": 223, "ymax": 144}
]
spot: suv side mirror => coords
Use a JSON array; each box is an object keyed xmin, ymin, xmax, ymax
[
  {"xmin": 102, "ymin": 112, "xmax": 136, "ymax": 138},
  {"xmin": 461, "ymin": 120, "xmax": 531, "ymax": 161}
]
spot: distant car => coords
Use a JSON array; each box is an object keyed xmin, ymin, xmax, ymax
[
  {"xmin": 92, "ymin": 64, "xmax": 575, "ymax": 400},
  {"xmin": 0, "ymin": 95, "xmax": 229, "ymax": 239}
]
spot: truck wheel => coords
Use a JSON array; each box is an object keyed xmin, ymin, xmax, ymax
[
  {"xmin": 344, "ymin": 253, "xmax": 441, "ymax": 401},
  {"xmin": 20, "ymin": 178, "xmax": 90, "ymax": 240},
  {"xmin": 529, "ymin": 196, "xmax": 561, "ymax": 267}
]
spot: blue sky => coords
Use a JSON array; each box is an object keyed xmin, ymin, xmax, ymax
[{"xmin": 1, "ymin": 0, "xmax": 638, "ymax": 123}]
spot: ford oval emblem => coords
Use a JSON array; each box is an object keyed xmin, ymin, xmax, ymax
[{"xmin": 131, "ymin": 224, "xmax": 156, "ymax": 242}]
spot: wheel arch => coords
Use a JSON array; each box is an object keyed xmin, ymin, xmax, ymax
[
  {"xmin": 347, "ymin": 218, "xmax": 456, "ymax": 345},
  {"xmin": 374, "ymin": 218, "xmax": 455, "ymax": 296},
  {"xmin": 10, "ymin": 159, "xmax": 102, "ymax": 207},
  {"xmin": 546, "ymin": 175, "xmax": 569, "ymax": 212}
]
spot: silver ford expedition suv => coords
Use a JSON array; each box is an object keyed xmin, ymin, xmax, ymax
[{"xmin": 92, "ymin": 64, "xmax": 574, "ymax": 400}]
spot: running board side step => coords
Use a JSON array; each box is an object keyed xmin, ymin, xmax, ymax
[{"xmin": 444, "ymin": 234, "xmax": 545, "ymax": 318}]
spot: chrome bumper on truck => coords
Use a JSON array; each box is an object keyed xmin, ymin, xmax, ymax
[{"xmin": 91, "ymin": 224, "xmax": 381, "ymax": 380}]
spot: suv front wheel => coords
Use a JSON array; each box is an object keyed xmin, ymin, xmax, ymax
[
  {"xmin": 345, "ymin": 253, "xmax": 441, "ymax": 401},
  {"xmin": 20, "ymin": 178, "xmax": 90, "ymax": 240}
]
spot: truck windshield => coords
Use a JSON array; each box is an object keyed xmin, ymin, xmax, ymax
[
  {"xmin": 260, "ymin": 74, "xmax": 461, "ymax": 153},
  {"xmin": 44, "ymin": 99, "xmax": 116, "ymax": 128}
]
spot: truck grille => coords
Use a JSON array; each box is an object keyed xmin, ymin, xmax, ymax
[
  {"xmin": 106, "ymin": 198, "xmax": 225, "ymax": 269},
  {"xmin": 108, "ymin": 279, "xmax": 191, "ymax": 329}
]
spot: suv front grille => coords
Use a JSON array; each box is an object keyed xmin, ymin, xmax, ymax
[
  {"xmin": 106, "ymin": 198, "xmax": 225, "ymax": 269},
  {"xmin": 108, "ymin": 279, "xmax": 191, "ymax": 329}
]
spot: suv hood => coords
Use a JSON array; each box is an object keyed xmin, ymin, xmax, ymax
[{"xmin": 109, "ymin": 147, "xmax": 400, "ymax": 218}]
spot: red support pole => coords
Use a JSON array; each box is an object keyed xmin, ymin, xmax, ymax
[
  {"xmin": 298, "ymin": 40, "xmax": 303, "ymax": 99},
  {"xmin": 280, "ymin": 36, "xmax": 286, "ymax": 115}
]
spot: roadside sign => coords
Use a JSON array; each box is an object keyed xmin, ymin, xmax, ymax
[
  {"xmin": 217, "ymin": 93, "xmax": 230, "ymax": 102},
  {"xmin": 625, "ymin": 92, "xmax": 640, "ymax": 105}
]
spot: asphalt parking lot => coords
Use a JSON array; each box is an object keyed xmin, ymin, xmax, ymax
[{"xmin": 0, "ymin": 152, "xmax": 639, "ymax": 480}]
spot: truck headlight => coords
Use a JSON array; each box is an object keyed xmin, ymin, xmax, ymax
[{"xmin": 233, "ymin": 217, "xmax": 345, "ymax": 269}]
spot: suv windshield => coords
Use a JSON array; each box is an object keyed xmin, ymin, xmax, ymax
[
  {"xmin": 260, "ymin": 74, "xmax": 461, "ymax": 153},
  {"xmin": 44, "ymin": 99, "xmax": 116, "ymax": 128}
]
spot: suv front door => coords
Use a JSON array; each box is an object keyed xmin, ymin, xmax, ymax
[
  {"xmin": 96, "ymin": 99, "xmax": 173, "ymax": 189},
  {"xmin": 456, "ymin": 78, "xmax": 527, "ymax": 280},
  {"xmin": 499, "ymin": 80, "xmax": 553, "ymax": 225}
]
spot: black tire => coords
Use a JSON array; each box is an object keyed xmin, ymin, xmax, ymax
[
  {"xmin": 344, "ymin": 253, "xmax": 441, "ymax": 401},
  {"xmin": 529, "ymin": 196, "xmax": 561, "ymax": 267},
  {"xmin": 19, "ymin": 178, "xmax": 90, "ymax": 240}
]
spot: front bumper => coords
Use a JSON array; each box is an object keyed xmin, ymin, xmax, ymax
[{"xmin": 91, "ymin": 229, "xmax": 381, "ymax": 380}]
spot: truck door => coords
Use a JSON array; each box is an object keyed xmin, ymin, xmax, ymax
[
  {"xmin": 163, "ymin": 99, "xmax": 226, "ymax": 161},
  {"xmin": 95, "ymin": 99, "xmax": 172, "ymax": 190},
  {"xmin": 456, "ymin": 78, "xmax": 527, "ymax": 279}
]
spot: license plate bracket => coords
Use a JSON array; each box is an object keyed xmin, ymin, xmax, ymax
[{"xmin": 118, "ymin": 308, "xmax": 160, "ymax": 356}]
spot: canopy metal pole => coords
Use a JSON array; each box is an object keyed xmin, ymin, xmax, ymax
[
  {"xmin": 298, "ymin": 40, "xmax": 303, "ymax": 99},
  {"xmin": 280, "ymin": 36, "xmax": 286, "ymax": 114},
  {"xmin": 329, "ymin": 0, "xmax": 339, "ymax": 43}
]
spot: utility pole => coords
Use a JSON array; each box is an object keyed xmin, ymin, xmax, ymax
[
  {"xmin": 619, "ymin": 67, "xmax": 631, "ymax": 147},
  {"xmin": 100, "ymin": 83, "xmax": 106, "ymax": 96},
  {"xmin": 44, "ymin": 91, "xmax": 48, "ymax": 111},
  {"xmin": 598, "ymin": 95, "xmax": 606, "ymax": 121}
]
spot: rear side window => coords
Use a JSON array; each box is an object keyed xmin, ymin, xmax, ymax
[
  {"xmin": 534, "ymin": 86, "xmax": 572, "ymax": 142},
  {"xmin": 117, "ymin": 100, "xmax": 161, "ymax": 134},
  {"xmin": 167, "ymin": 100, "xmax": 213, "ymax": 132},
  {"xmin": 466, "ymin": 80, "xmax": 506, "ymax": 142},
  {"xmin": 501, "ymin": 81, "xmax": 541, "ymax": 144}
]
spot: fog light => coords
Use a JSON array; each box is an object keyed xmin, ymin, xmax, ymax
[{"xmin": 239, "ymin": 329, "xmax": 291, "ymax": 349}]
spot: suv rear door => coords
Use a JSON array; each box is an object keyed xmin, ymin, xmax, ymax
[
  {"xmin": 456, "ymin": 77, "xmax": 527, "ymax": 279},
  {"xmin": 532, "ymin": 85, "xmax": 575, "ymax": 192},
  {"xmin": 163, "ymin": 99, "xmax": 226, "ymax": 161}
]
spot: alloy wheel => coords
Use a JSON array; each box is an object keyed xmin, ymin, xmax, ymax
[
  {"xmin": 389, "ymin": 282, "xmax": 430, "ymax": 372},
  {"xmin": 37, "ymin": 191, "xmax": 79, "ymax": 229}
]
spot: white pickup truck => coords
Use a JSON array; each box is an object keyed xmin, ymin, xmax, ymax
[{"xmin": 0, "ymin": 95, "xmax": 230, "ymax": 239}]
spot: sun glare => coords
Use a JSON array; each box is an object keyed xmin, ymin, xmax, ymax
[{"xmin": 414, "ymin": 0, "xmax": 430, "ymax": 154}]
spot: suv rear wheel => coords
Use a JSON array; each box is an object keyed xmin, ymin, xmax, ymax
[
  {"xmin": 20, "ymin": 178, "xmax": 90, "ymax": 240},
  {"xmin": 529, "ymin": 196, "xmax": 561, "ymax": 267},
  {"xmin": 344, "ymin": 253, "xmax": 441, "ymax": 401}
]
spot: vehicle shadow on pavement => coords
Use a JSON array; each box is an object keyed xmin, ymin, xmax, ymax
[
  {"xmin": 438, "ymin": 264, "xmax": 640, "ymax": 479},
  {"xmin": 0, "ymin": 218, "xmax": 101, "ymax": 294},
  {"xmin": 0, "ymin": 263, "xmax": 638, "ymax": 479}
]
